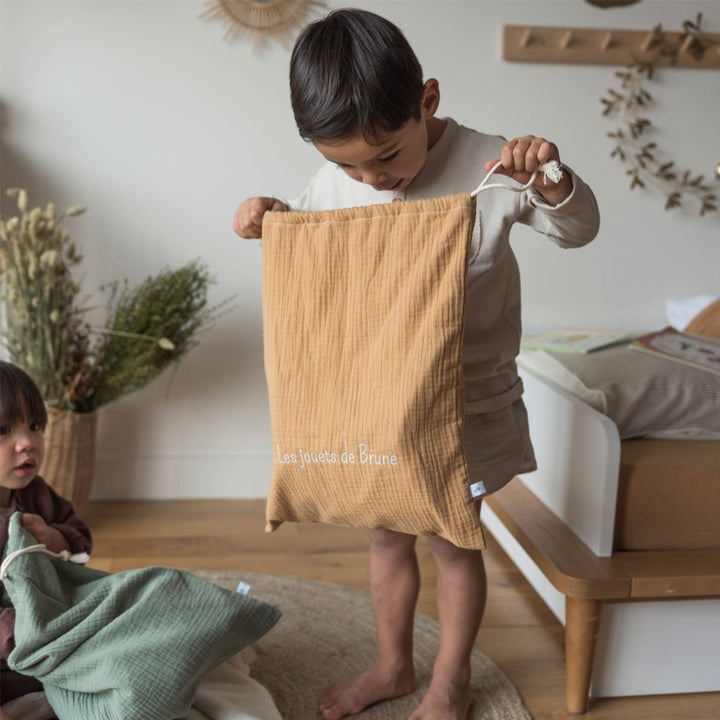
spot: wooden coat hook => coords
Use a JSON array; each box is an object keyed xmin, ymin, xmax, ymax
[
  {"xmin": 600, "ymin": 31, "xmax": 615, "ymax": 51},
  {"xmin": 503, "ymin": 25, "xmax": 720, "ymax": 67}
]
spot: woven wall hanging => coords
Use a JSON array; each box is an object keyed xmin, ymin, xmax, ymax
[{"xmin": 201, "ymin": 0, "xmax": 327, "ymax": 50}]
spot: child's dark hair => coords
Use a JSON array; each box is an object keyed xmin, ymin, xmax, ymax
[
  {"xmin": 0, "ymin": 361, "xmax": 48, "ymax": 431},
  {"xmin": 290, "ymin": 8, "xmax": 425, "ymax": 144}
]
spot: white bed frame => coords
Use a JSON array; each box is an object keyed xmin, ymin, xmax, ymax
[{"xmin": 481, "ymin": 366, "xmax": 720, "ymax": 712}]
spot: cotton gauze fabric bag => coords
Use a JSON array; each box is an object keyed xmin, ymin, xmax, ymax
[
  {"xmin": 262, "ymin": 194, "xmax": 484, "ymax": 549},
  {"xmin": 1, "ymin": 513, "xmax": 281, "ymax": 720}
]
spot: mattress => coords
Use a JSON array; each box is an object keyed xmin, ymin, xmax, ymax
[{"xmin": 614, "ymin": 438, "xmax": 720, "ymax": 551}]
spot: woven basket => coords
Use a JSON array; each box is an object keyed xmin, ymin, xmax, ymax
[{"xmin": 41, "ymin": 409, "xmax": 97, "ymax": 512}]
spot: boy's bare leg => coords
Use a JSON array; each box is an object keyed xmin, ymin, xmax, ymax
[
  {"xmin": 410, "ymin": 536, "xmax": 486, "ymax": 720},
  {"xmin": 319, "ymin": 528, "xmax": 418, "ymax": 720}
]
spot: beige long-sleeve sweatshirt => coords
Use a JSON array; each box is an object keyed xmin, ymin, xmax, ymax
[{"xmin": 288, "ymin": 118, "xmax": 600, "ymax": 494}]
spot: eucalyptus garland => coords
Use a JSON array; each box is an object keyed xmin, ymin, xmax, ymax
[{"xmin": 601, "ymin": 14, "xmax": 718, "ymax": 216}]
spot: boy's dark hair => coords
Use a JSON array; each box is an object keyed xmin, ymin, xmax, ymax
[
  {"xmin": 290, "ymin": 8, "xmax": 425, "ymax": 144},
  {"xmin": 0, "ymin": 361, "xmax": 48, "ymax": 431}
]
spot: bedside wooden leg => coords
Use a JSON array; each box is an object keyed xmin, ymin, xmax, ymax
[{"xmin": 565, "ymin": 596, "xmax": 602, "ymax": 714}]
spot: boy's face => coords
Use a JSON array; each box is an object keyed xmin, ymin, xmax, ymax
[
  {"xmin": 313, "ymin": 79, "xmax": 441, "ymax": 194},
  {"xmin": 314, "ymin": 117, "xmax": 431, "ymax": 193},
  {"xmin": 0, "ymin": 413, "xmax": 46, "ymax": 505}
]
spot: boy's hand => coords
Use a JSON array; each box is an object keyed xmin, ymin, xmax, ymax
[
  {"xmin": 486, "ymin": 136, "xmax": 573, "ymax": 205},
  {"xmin": 233, "ymin": 197, "xmax": 288, "ymax": 239},
  {"xmin": 21, "ymin": 513, "xmax": 70, "ymax": 554}
]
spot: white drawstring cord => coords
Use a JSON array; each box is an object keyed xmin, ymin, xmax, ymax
[
  {"xmin": 471, "ymin": 159, "xmax": 564, "ymax": 197},
  {"xmin": 1, "ymin": 543, "xmax": 90, "ymax": 581}
]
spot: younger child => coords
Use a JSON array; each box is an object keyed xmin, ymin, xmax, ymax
[
  {"xmin": 234, "ymin": 9, "xmax": 599, "ymax": 720},
  {"xmin": 0, "ymin": 361, "xmax": 92, "ymax": 704}
]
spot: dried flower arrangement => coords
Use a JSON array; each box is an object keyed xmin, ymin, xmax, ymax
[
  {"xmin": 600, "ymin": 14, "xmax": 718, "ymax": 216},
  {"xmin": 0, "ymin": 188, "xmax": 233, "ymax": 413}
]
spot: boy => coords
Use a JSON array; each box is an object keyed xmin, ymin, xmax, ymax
[
  {"xmin": 234, "ymin": 9, "xmax": 599, "ymax": 720},
  {"xmin": 1, "ymin": 361, "xmax": 92, "ymax": 705}
]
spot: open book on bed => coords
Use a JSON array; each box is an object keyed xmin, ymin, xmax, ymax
[
  {"xmin": 521, "ymin": 328, "xmax": 632, "ymax": 354},
  {"xmin": 630, "ymin": 326, "xmax": 720, "ymax": 376}
]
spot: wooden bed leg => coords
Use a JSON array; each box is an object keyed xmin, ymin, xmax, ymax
[{"xmin": 565, "ymin": 597, "xmax": 602, "ymax": 714}]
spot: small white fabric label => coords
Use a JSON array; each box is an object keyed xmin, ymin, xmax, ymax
[
  {"xmin": 470, "ymin": 481, "xmax": 488, "ymax": 499},
  {"xmin": 236, "ymin": 581, "xmax": 251, "ymax": 596}
]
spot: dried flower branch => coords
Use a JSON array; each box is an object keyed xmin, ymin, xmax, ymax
[
  {"xmin": 1, "ymin": 189, "xmax": 234, "ymax": 412},
  {"xmin": 600, "ymin": 14, "xmax": 718, "ymax": 216},
  {"xmin": 88, "ymin": 261, "xmax": 234, "ymax": 409}
]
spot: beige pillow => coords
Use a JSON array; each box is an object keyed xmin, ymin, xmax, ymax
[
  {"xmin": 262, "ymin": 194, "xmax": 484, "ymax": 549},
  {"xmin": 519, "ymin": 344, "xmax": 720, "ymax": 439}
]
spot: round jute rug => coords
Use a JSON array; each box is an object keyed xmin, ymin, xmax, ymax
[{"xmin": 192, "ymin": 571, "xmax": 531, "ymax": 720}]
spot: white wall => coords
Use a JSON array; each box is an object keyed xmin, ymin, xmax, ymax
[{"xmin": 1, "ymin": 0, "xmax": 718, "ymax": 499}]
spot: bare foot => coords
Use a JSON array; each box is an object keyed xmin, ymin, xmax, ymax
[
  {"xmin": 319, "ymin": 662, "xmax": 415, "ymax": 720},
  {"xmin": 409, "ymin": 669, "xmax": 474, "ymax": 720}
]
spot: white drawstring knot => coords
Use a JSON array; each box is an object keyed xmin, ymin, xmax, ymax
[
  {"xmin": 1, "ymin": 543, "xmax": 90, "ymax": 581},
  {"xmin": 471, "ymin": 160, "xmax": 564, "ymax": 198}
]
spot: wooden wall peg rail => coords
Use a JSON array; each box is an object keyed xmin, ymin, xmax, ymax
[{"xmin": 504, "ymin": 25, "xmax": 720, "ymax": 67}]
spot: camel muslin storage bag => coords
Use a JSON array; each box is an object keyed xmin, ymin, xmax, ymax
[{"xmin": 262, "ymin": 194, "xmax": 484, "ymax": 549}]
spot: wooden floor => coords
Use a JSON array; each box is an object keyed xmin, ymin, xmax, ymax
[{"xmin": 84, "ymin": 499, "xmax": 719, "ymax": 720}]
